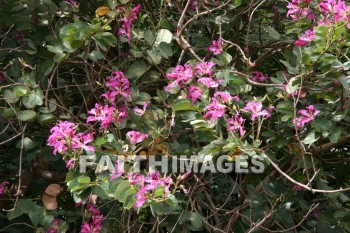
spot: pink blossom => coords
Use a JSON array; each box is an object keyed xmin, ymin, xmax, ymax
[
  {"xmin": 165, "ymin": 64, "xmax": 193, "ymax": 92},
  {"xmin": 117, "ymin": 4, "xmax": 142, "ymax": 41},
  {"xmin": 66, "ymin": 159, "xmax": 75, "ymax": 170},
  {"xmin": 134, "ymin": 186, "xmax": 148, "ymax": 208},
  {"xmin": 204, "ymin": 99, "xmax": 226, "ymax": 123},
  {"xmin": 242, "ymin": 102, "xmax": 271, "ymax": 121},
  {"xmin": 208, "ymin": 38, "xmax": 223, "ymax": 55},
  {"xmin": 116, "ymin": 105, "xmax": 129, "ymax": 123},
  {"xmin": 71, "ymin": 132, "xmax": 95, "ymax": 153},
  {"xmin": 293, "ymin": 105, "xmax": 320, "ymax": 129},
  {"xmin": 87, "ymin": 104, "xmax": 116, "ymax": 129},
  {"xmin": 293, "ymin": 184, "xmax": 304, "ymax": 192},
  {"xmin": 47, "ymin": 121, "xmax": 76, "ymax": 155},
  {"xmin": 80, "ymin": 203, "xmax": 103, "ymax": 233},
  {"xmin": 214, "ymin": 91, "xmax": 233, "ymax": 103},
  {"xmin": 0, "ymin": 181, "xmax": 9, "ymax": 195},
  {"xmin": 110, "ymin": 161, "xmax": 124, "ymax": 181},
  {"xmin": 46, "ymin": 219, "xmax": 64, "ymax": 233},
  {"xmin": 311, "ymin": 209, "xmax": 321, "ymax": 219},
  {"xmin": 65, "ymin": 0, "xmax": 77, "ymax": 7},
  {"xmin": 126, "ymin": 131, "xmax": 148, "ymax": 144},
  {"xmin": 286, "ymin": 0, "xmax": 314, "ymax": 21},
  {"xmin": 194, "ymin": 62, "xmax": 216, "ymax": 77},
  {"xmin": 128, "ymin": 173, "xmax": 144, "ymax": 185},
  {"xmin": 134, "ymin": 102, "xmax": 149, "ymax": 116},
  {"xmin": 197, "ymin": 78, "xmax": 223, "ymax": 88},
  {"xmin": 295, "ymin": 29, "xmax": 315, "ymax": 46},
  {"xmin": 102, "ymin": 71, "xmax": 131, "ymax": 103},
  {"xmin": 166, "ymin": 64, "xmax": 193, "ymax": 83},
  {"xmin": 187, "ymin": 86, "xmax": 202, "ymax": 104},
  {"xmin": 227, "ymin": 115, "xmax": 245, "ymax": 137},
  {"xmin": 252, "ymin": 71, "xmax": 270, "ymax": 82}
]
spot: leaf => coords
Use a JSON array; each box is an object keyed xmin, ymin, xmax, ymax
[
  {"xmin": 3, "ymin": 89, "xmax": 19, "ymax": 104},
  {"xmin": 13, "ymin": 85, "xmax": 30, "ymax": 97},
  {"xmin": 96, "ymin": 6, "xmax": 111, "ymax": 16},
  {"xmin": 155, "ymin": 29, "xmax": 172, "ymax": 46},
  {"xmin": 302, "ymin": 131, "xmax": 319, "ymax": 147},
  {"xmin": 18, "ymin": 110, "xmax": 37, "ymax": 121},
  {"xmin": 115, "ymin": 180, "xmax": 131, "ymax": 200},
  {"xmin": 285, "ymin": 77, "xmax": 299, "ymax": 94},
  {"xmin": 88, "ymin": 50, "xmax": 104, "ymax": 61},
  {"xmin": 22, "ymin": 89, "xmax": 44, "ymax": 109},
  {"xmin": 158, "ymin": 42, "xmax": 173, "ymax": 58},
  {"xmin": 172, "ymin": 99, "xmax": 197, "ymax": 111},
  {"xmin": 78, "ymin": 176, "xmax": 91, "ymax": 184},
  {"xmin": 125, "ymin": 60, "xmax": 148, "ymax": 79},
  {"xmin": 266, "ymin": 26, "xmax": 280, "ymax": 40}
]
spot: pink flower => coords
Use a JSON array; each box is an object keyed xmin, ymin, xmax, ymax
[
  {"xmin": 227, "ymin": 115, "xmax": 245, "ymax": 137},
  {"xmin": 242, "ymin": 102, "xmax": 271, "ymax": 121},
  {"xmin": 117, "ymin": 4, "xmax": 142, "ymax": 41},
  {"xmin": 165, "ymin": 64, "xmax": 193, "ymax": 92},
  {"xmin": 65, "ymin": 0, "xmax": 77, "ymax": 7},
  {"xmin": 102, "ymin": 71, "xmax": 131, "ymax": 103},
  {"xmin": 0, "ymin": 181, "xmax": 9, "ymax": 195},
  {"xmin": 66, "ymin": 159, "xmax": 75, "ymax": 170},
  {"xmin": 214, "ymin": 91, "xmax": 233, "ymax": 103},
  {"xmin": 293, "ymin": 105, "xmax": 320, "ymax": 129},
  {"xmin": 47, "ymin": 121, "xmax": 76, "ymax": 155},
  {"xmin": 80, "ymin": 204, "xmax": 103, "ymax": 233},
  {"xmin": 310, "ymin": 209, "xmax": 321, "ymax": 219},
  {"xmin": 72, "ymin": 132, "xmax": 95, "ymax": 153},
  {"xmin": 286, "ymin": 0, "xmax": 314, "ymax": 21},
  {"xmin": 126, "ymin": 131, "xmax": 148, "ymax": 144},
  {"xmin": 134, "ymin": 102, "xmax": 149, "ymax": 116},
  {"xmin": 204, "ymin": 99, "xmax": 226, "ymax": 123},
  {"xmin": 128, "ymin": 173, "xmax": 144, "ymax": 185},
  {"xmin": 295, "ymin": 29, "xmax": 315, "ymax": 46},
  {"xmin": 208, "ymin": 38, "xmax": 223, "ymax": 55},
  {"xmin": 194, "ymin": 62, "xmax": 216, "ymax": 77},
  {"xmin": 252, "ymin": 71, "xmax": 270, "ymax": 82},
  {"xmin": 293, "ymin": 184, "xmax": 304, "ymax": 192},
  {"xmin": 198, "ymin": 77, "xmax": 223, "ymax": 88},
  {"xmin": 187, "ymin": 86, "xmax": 202, "ymax": 104},
  {"xmin": 87, "ymin": 104, "xmax": 116, "ymax": 129},
  {"xmin": 110, "ymin": 161, "xmax": 124, "ymax": 181},
  {"xmin": 116, "ymin": 105, "xmax": 129, "ymax": 123},
  {"xmin": 46, "ymin": 219, "xmax": 64, "ymax": 233},
  {"xmin": 134, "ymin": 186, "xmax": 148, "ymax": 208}
]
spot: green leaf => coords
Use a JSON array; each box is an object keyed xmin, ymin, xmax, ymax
[
  {"xmin": 125, "ymin": 60, "xmax": 148, "ymax": 79},
  {"xmin": 22, "ymin": 89, "xmax": 44, "ymax": 109},
  {"xmin": 38, "ymin": 113, "xmax": 55, "ymax": 123},
  {"xmin": 302, "ymin": 131, "xmax": 319, "ymax": 147},
  {"xmin": 119, "ymin": 0, "xmax": 130, "ymax": 3},
  {"xmin": 172, "ymin": 99, "xmax": 200, "ymax": 111},
  {"xmin": 3, "ymin": 89, "xmax": 20, "ymax": 103},
  {"xmin": 158, "ymin": 42, "xmax": 173, "ymax": 58},
  {"xmin": 266, "ymin": 26, "xmax": 280, "ymax": 40},
  {"xmin": 13, "ymin": 85, "xmax": 30, "ymax": 97},
  {"xmin": 115, "ymin": 180, "xmax": 131, "ymax": 200},
  {"xmin": 155, "ymin": 29, "xmax": 173, "ymax": 46},
  {"xmin": 78, "ymin": 176, "xmax": 91, "ymax": 184},
  {"xmin": 88, "ymin": 50, "xmax": 104, "ymax": 61},
  {"xmin": 18, "ymin": 110, "xmax": 37, "ymax": 121},
  {"xmin": 95, "ymin": 137, "xmax": 107, "ymax": 146}
]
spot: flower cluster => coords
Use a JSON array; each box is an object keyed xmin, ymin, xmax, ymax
[
  {"xmin": 126, "ymin": 130, "xmax": 148, "ymax": 144},
  {"xmin": 102, "ymin": 71, "xmax": 131, "ymax": 104},
  {"xmin": 252, "ymin": 71, "xmax": 270, "ymax": 82},
  {"xmin": 128, "ymin": 169, "xmax": 173, "ymax": 208},
  {"xmin": 227, "ymin": 115, "xmax": 245, "ymax": 137},
  {"xmin": 47, "ymin": 121, "xmax": 94, "ymax": 155},
  {"xmin": 166, "ymin": 61, "xmax": 224, "ymax": 105},
  {"xmin": 289, "ymin": 0, "xmax": 350, "ymax": 46},
  {"xmin": 0, "ymin": 180, "xmax": 9, "ymax": 195},
  {"xmin": 204, "ymin": 92, "xmax": 240, "ymax": 123},
  {"xmin": 117, "ymin": 4, "xmax": 142, "ymax": 41},
  {"xmin": 287, "ymin": 0, "xmax": 314, "ymax": 21},
  {"xmin": 80, "ymin": 202, "xmax": 103, "ymax": 233},
  {"xmin": 242, "ymin": 102, "xmax": 271, "ymax": 121},
  {"xmin": 208, "ymin": 38, "xmax": 223, "ymax": 55},
  {"xmin": 293, "ymin": 105, "xmax": 320, "ymax": 129}
]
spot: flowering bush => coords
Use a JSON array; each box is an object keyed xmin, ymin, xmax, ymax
[{"xmin": 1, "ymin": 0, "xmax": 350, "ymax": 232}]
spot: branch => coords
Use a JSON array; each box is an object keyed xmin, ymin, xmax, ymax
[{"xmin": 313, "ymin": 135, "xmax": 350, "ymax": 157}]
